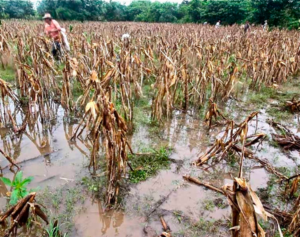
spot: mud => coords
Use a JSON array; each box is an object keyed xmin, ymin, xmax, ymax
[{"xmin": 0, "ymin": 84, "xmax": 299, "ymax": 236}]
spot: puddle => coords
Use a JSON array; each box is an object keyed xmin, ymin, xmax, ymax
[
  {"xmin": 0, "ymin": 92, "xmax": 299, "ymax": 236},
  {"xmin": 73, "ymin": 199, "xmax": 142, "ymax": 237}
]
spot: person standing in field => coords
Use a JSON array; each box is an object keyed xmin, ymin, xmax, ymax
[
  {"xmin": 244, "ymin": 21, "xmax": 251, "ymax": 33},
  {"xmin": 263, "ymin": 20, "xmax": 268, "ymax": 31},
  {"xmin": 215, "ymin": 20, "xmax": 221, "ymax": 29},
  {"xmin": 43, "ymin": 13, "xmax": 62, "ymax": 59}
]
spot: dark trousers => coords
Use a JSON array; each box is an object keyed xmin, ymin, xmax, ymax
[{"xmin": 51, "ymin": 41, "xmax": 61, "ymax": 59}]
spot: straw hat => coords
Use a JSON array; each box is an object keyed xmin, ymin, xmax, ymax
[{"xmin": 42, "ymin": 13, "xmax": 52, "ymax": 19}]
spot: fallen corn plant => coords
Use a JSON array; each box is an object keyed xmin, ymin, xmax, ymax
[
  {"xmin": 194, "ymin": 112, "xmax": 289, "ymax": 181},
  {"xmin": 285, "ymin": 97, "xmax": 300, "ymax": 113},
  {"xmin": 269, "ymin": 120, "xmax": 300, "ymax": 150},
  {"xmin": 183, "ymin": 175, "xmax": 284, "ymax": 237},
  {"xmin": 0, "ymin": 192, "xmax": 48, "ymax": 237},
  {"xmin": 194, "ymin": 112, "xmax": 263, "ymax": 167}
]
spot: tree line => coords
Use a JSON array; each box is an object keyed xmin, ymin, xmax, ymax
[{"xmin": 0, "ymin": 0, "xmax": 299, "ymax": 29}]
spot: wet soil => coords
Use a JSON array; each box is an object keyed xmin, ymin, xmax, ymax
[{"xmin": 1, "ymin": 81, "xmax": 300, "ymax": 236}]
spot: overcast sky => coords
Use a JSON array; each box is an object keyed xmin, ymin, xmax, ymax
[{"xmin": 31, "ymin": 0, "xmax": 183, "ymax": 7}]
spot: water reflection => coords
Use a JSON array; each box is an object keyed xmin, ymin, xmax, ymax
[
  {"xmin": 97, "ymin": 200, "xmax": 125, "ymax": 234},
  {"xmin": 74, "ymin": 198, "xmax": 129, "ymax": 236},
  {"xmin": 0, "ymin": 99, "xmax": 91, "ymax": 169}
]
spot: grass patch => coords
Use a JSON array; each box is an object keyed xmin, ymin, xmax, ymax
[
  {"xmin": 245, "ymin": 80, "xmax": 299, "ymax": 121},
  {"xmin": 247, "ymin": 86, "xmax": 276, "ymax": 105},
  {"xmin": 72, "ymin": 79, "xmax": 84, "ymax": 98},
  {"xmin": 227, "ymin": 151, "xmax": 238, "ymax": 167},
  {"xmin": 269, "ymin": 140, "xmax": 280, "ymax": 148},
  {"xmin": 203, "ymin": 199, "xmax": 215, "ymax": 211},
  {"xmin": 173, "ymin": 215, "xmax": 225, "ymax": 236},
  {"xmin": 247, "ymin": 82, "xmax": 298, "ymax": 105},
  {"xmin": 0, "ymin": 67, "xmax": 15, "ymax": 82},
  {"xmin": 267, "ymin": 107, "xmax": 293, "ymax": 121},
  {"xmin": 37, "ymin": 183, "xmax": 86, "ymax": 233},
  {"xmin": 129, "ymin": 147, "xmax": 171, "ymax": 183}
]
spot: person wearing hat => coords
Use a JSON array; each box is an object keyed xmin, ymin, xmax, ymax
[{"xmin": 43, "ymin": 13, "xmax": 62, "ymax": 59}]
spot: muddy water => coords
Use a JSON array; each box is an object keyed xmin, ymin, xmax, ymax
[
  {"xmin": 72, "ymin": 106, "xmax": 291, "ymax": 236},
  {"xmin": 0, "ymin": 98, "xmax": 298, "ymax": 236},
  {"xmin": 0, "ymin": 105, "xmax": 90, "ymax": 209},
  {"xmin": 71, "ymin": 111, "xmax": 233, "ymax": 237}
]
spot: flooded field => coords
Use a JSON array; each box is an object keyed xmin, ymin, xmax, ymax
[
  {"xmin": 1, "ymin": 21, "xmax": 300, "ymax": 237},
  {"xmin": 1, "ymin": 79, "xmax": 300, "ymax": 237}
]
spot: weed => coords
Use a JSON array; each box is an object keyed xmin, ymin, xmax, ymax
[
  {"xmin": 38, "ymin": 183, "xmax": 86, "ymax": 233},
  {"xmin": 267, "ymin": 107, "xmax": 292, "ymax": 121},
  {"xmin": 0, "ymin": 171, "xmax": 34, "ymax": 205},
  {"xmin": 72, "ymin": 79, "xmax": 83, "ymax": 98},
  {"xmin": 195, "ymin": 218, "xmax": 216, "ymax": 231},
  {"xmin": 128, "ymin": 147, "xmax": 171, "ymax": 183},
  {"xmin": 269, "ymin": 140, "xmax": 281, "ymax": 148},
  {"xmin": 45, "ymin": 219, "xmax": 69, "ymax": 237},
  {"xmin": 227, "ymin": 151, "xmax": 237, "ymax": 167},
  {"xmin": 247, "ymin": 86, "xmax": 275, "ymax": 105},
  {"xmin": 0, "ymin": 67, "xmax": 15, "ymax": 82},
  {"xmin": 203, "ymin": 199, "xmax": 215, "ymax": 211},
  {"xmin": 274, "ymin": 228, "xmax": 293, "ymax": 237},
  {"xmin": 173, "ymin": 211, "xmax": 183, "ymax": 223},
  {"xmin": 81, "ymin": 176, "xmax": 99, "ymax": 192},
  {"xmin": 258, "ymin": 219, "xmax": 270, "ymax": 230},
  {"xmin": 277, "ymin": 167, "xmax": 292, "ymax": 177}
]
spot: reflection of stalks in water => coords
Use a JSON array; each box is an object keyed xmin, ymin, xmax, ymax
[
  {"xmin": 63, "ymin": 120, "xmax": 90, "ymax": 158},
  {"xmin": 97, "ymin": 199, "xmax": 124, "ymax": 234},
  {"xmin": 1, "ymin": 133, "xmax": 23, "ymax": 161},
  {"xmin": 24, "ymin": 130, "xmax": 51, "ymax": 154},
  {"xmin": 0, "ymin": 148, "xmax": 20, "ymax": 171}
]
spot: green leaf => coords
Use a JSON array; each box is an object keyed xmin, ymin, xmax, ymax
[
  {"xmin": 14, "ymin": 171, "xmax": 23, "ymax": 184},
  {"xmin": 0, "ymin": 177, "xmax": 12, "ymax": 186},
  {"xmin": 21, "ymin": 176, "xmax": 34, "ymax": 187},
  {"xmin": 20, "ymin": 190, "xmax": 29, "ymax": 198},
  {"xmin": 9, "ymin": 190, "xmax": 19, "ymax": 205}
]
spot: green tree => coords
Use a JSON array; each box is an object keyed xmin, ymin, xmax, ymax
[
  {"xmin": 2, "ymin": 0, "xmax": 297, "ymax": 29},
  {"xmin": 187, "ymin": 0, "xmax": 205, "ymax": 23},
  {"xmin": 2, "ymin": 0, "xmax": 35, "ymax": 19},
  {"xmin": 37, "ymin": 0, "xmax": 58, "ymax": 19},
  {"xmin": 158, "ymin": 2, "xmax": 179, "ymax": 22},
  {"xmin": 203, "ymin": 0, "xmax": 249, "ymax": 25},
  {"xmin": 104, "ymin": 1, "xmax": 127, "ymax": 21},
  {"xmin": 126, "ymin": 0, "xmax": 152, "ymax": 21},
  {"xmin": 250, "ymin": 0, "xmax": 300, "ymax": 28},
  {"xmin": 38, "ymin": 0, "xmax": 106, "ymax": 21},
  {"xmin": 178, "ymin": 1, "xmax": 192, "ymax": 23}
]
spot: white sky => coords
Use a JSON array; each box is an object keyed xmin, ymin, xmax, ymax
[{"xmin": 31, "ymin": 0, "xmax": 183, "ymax": 8}]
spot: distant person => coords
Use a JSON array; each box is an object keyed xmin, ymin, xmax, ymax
[
  {"xmin": 204, "ymin": 22, "xmax": 208, "ymax": 25},
  {"xmin": 244, "ymin": 21, "xmax": 251, "ymax": 33},
  {"xmin": 263, "ymin": 20, "xmax": 268, "ymax": 31},
  {"xmin": 121, "ymin": 33, "xmax": 130, "ymax": 41},
  {"xmin": 215, "ymin": 20, "xmax": 221, "ymax": 29},
  {"xmin": 43, "ymin": 13, "xmax": 62, "ymax": 59},
  {"xmin": 121, "ymin": 33, "xmax": 130, "ymax": 48}
]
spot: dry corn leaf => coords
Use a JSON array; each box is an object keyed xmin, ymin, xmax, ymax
[{"xmin": 85, "ymin": 101, "xmax": 99, "ymax": 120}]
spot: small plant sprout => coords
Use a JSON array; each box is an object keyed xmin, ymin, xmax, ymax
[{"xmin": 0, "ymin": 171, "xmax": 34, "ymax": 205}]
